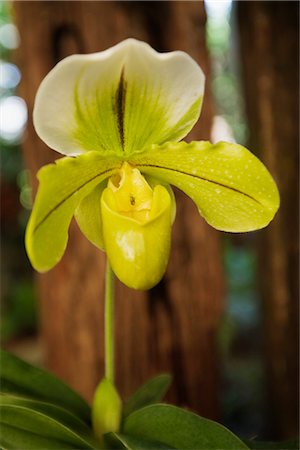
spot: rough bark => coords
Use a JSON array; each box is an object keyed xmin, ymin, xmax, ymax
[
  {"xmin": 14, "ymin": 1, "xmax": 223, "ymax": 419},
  {"xmin": 237, "ymin": 2, "xmax": 299, "ymax": 438}
]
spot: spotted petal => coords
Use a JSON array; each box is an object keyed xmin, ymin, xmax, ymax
[
  {"xmin": 33, "ymin": 39, "xmax": 205, "ymax": 157},
  {"xmin": 26, "ymin": 153, "xmax": 119, "ymax": 272},
  {"xmin": 131, "ymin": 141, "xmax": 280, "ymax": 232}
]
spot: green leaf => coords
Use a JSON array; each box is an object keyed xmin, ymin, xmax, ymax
[
  {"xmin": 104, "ymin": 432, "xmax": 175, "ymax": 449},
  {"xmin": 245, "ymin": 439, "xmax": 299, "ymax": 449},
  {"xmin": 0, "ymin": 350, "xmax": 90, "ymax": 424},
  {"xmin": 33, "ymin": 39, "xmax": 204, "ymax": 158},
  {"xmin": 132, "ymin": 141, "xmax": 280, "ymax": 232},
  {"xmin": 0, "ymin": 395, "xmax": 98, "ymax": 448},
  {"xmin": 25, "ymin": 151, "xmax": 119, "ymax": 271},
  {"xmin": 0, "ymin": 399, "xmax": 99, "ymax": 449},
  {"xmin": 0, "ymin": 425, "xmax": 76, "ymax": 449},
  {"xmin": 123, "ymin": 374, "xmax": 172, "ymax": 418},
  {"xmin": 123, "ymin": 404, "xmax": 249, "ymax": 449}
]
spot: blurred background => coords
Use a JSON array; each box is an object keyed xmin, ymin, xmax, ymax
[{"xmin": 1, "ymin": 0, "xmax": 298, "ymax": 443}]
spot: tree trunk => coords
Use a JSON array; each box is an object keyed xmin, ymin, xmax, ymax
[
  {"xmin": 14, "ymin": 1, "xmax": 223, "ymax": 419},
  {"xmin": 237, "ymin": 2, "xmax": 299, "ymax": 438}
]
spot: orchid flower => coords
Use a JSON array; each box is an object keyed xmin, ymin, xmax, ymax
[{"xmin": 26, "ymin": 38, "xmax": 279, "ymax": 290}]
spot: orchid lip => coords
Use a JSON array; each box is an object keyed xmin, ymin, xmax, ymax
[{"xmin": 101, "ymin": 167, "xmax": 173, "ymax": 290}]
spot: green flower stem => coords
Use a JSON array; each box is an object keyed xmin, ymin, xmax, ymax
[{"xmin": 105, "ymin": 259, "xmax": 115, "ymax": 383}]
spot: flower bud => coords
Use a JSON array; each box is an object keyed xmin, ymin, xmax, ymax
[{"xmin": 91, "ymin": 378, "xmax": 122, "ymax": 443}]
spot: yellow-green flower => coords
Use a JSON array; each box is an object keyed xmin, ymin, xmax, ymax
[{"xmin": 26, "ymin": 39, "xmax": 279, "ymax": 290}]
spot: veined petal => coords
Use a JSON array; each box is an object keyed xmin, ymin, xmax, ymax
[
  {"xmin": 26, "ymin": 152, "xmax": 120, "ymax": 272},
  {"xmin": 131, "ymin": 141, "xmax": 280, "ymax": 232},
  {"xmin": 33, "ymin": 39, "xmax": 204, "ymax": 157}
]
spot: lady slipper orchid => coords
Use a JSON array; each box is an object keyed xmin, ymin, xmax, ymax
[{"xmin": 26, "ymin": 38, "xmax": 279, "ymax": 290}]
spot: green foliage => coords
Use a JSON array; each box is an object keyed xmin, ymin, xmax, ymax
[
  {"xmin": 123, "ymin": 404, "xmax": 249, "ymax": 450},
  {"xmin": 123, "ymin": 374, "xmax": 172, "ymax": 419},
  {"xmin": 0, "ymin": 351, "xmax": 250, "ymax": 450},
  {"xmin": 104, "ymin": 433, "xmax": 175, "ymax": 449},
  {"xmin": 0, "ymin": 395, "xmax": 99, "ymax": 449},
  {"xmin": 0, "ymin": 350, "xmax": 90, "ymax": 423},
  {"xmin": 2, "ymin": 351, "xmax": 295, "ymax": 450}
]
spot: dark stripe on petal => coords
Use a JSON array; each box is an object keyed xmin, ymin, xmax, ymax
[
  {"xmin": 136, "ymin": 164, "xmax": 262, "ymax": 205},
  {"xmin": 34, "ymin": 168, "xmax": 116, "ymax": 233},
  {"xmin": 115, "ymin": 67, "xmax": 127, "ymax": 150}
]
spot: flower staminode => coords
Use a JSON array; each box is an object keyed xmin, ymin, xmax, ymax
[
  {"xmin": 106, "ymin": 162, "xmax": 154, "ymax": 222},
  {"xmin": 26, "ymin": 38, "xmax": 279, "ymax": 289}
]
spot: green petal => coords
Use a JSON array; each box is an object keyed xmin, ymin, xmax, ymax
[
  {"xmin": 101, "ymin": 185, "xmax": 172, "ymax": 290},
  {"xmin": 26, "ymin": 152, "xmax": 119, "ymax": 272},
  {"xmin": 74, "ymin": 181, "xmax": 106, "ymax": 250},
  {"xmin": 131, "ymin": 141, "xmax": 280, "ymax": 232},
  {"xmin": 33, "ymin": 39, "xmax": 204, "ymax": 157}
]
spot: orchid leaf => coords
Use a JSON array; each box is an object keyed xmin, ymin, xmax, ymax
[
  {"xmin": 123, "ymin": 404, "xmax": 249, "ymax": 449},
  {"xmin": 25, "ymin": 152, "xmax": 119, "ymax": 272},
  {"xmin": 0, "ymin": 398, "xmax": 99, "ymax": 449},
  {"xmin": 123, "ymin": 374, "xmax": 172, "ymax": 419},
  {"xmin": 0, "ymin": 426, "xmax": 75, "ymax": 450},
  {"xmin": 104, "ymin": 432, "xmax": 175, "ymax": 449},
  {"xmin": 75, "ymin": 181, "xmax": 106, "ymax": 250},
  {"xmin": 132, "ymin": 141, "xmax": 279, "ymax": 232},
  {"xmin": 33, "ymin": 39, "xmax": 204, "ymax": 157},
  {"xmin": 0, "ymin": 350, "xmax": 90, "ymax": 423},
  {"xmin": 0, "ymin": 395, "xmax": 99, "ymax": 449}
]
